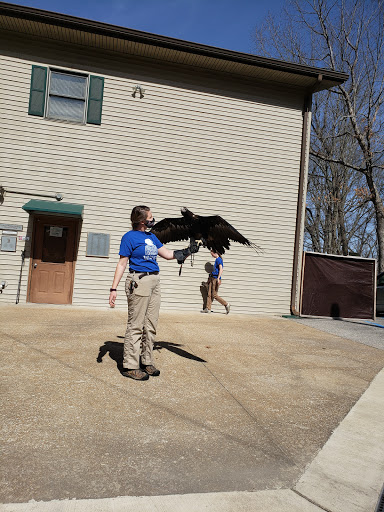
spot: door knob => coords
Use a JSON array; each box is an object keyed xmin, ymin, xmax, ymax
[{"xmin": 34, "ymin": 263, "xmax": 37, "ymax": 268}]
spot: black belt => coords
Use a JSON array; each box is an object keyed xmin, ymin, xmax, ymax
[{"xmin": 130, "ymin": 271, "xmax": 159, "ymax": 279}]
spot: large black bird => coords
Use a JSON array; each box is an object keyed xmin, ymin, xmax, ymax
[{"xmin": 150, "ymin": 207, "xmax": 262, "ymax": 255}]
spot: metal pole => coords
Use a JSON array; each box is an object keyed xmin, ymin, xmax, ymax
[{"xmin": 16, "ymin": 250, "xmax": 25, "ymax": 304}]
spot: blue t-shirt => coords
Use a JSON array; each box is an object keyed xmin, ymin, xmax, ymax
[
  {"xmin": 212, "ymin": 256, "xmax": 224, "ymax": 279},
  {"xmin": 119, "ymin": 230, "xmax": 163, "ymax": 272}
]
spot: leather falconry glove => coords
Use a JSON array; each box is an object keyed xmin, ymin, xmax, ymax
[
  {"xmin": 174, "ymin": 247, "xmax": 191, "ymax": 264},
  {"xmin": 174, "ymin": 240, "xmax": 200, "ymax": 264}
]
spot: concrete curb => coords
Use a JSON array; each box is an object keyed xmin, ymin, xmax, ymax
[
  {"xmin": 295, "ymin": 368, "xmax": 384, "ymax": 512},
  {"xmin": 2, "ymin": 369, "xmax": 383, "ymax": 512},
  {"xmin": 0, "ymin": 490, "xmax": 322, "ymax": 512}
]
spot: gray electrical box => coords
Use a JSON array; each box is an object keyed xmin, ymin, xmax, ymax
[
  {"xmin": 1, "ymin": 235, "xmax": 17, "ymax": 252},
  {"xmin": 86, "ymin": 233, "xmax": 110, "ymax": 258}
]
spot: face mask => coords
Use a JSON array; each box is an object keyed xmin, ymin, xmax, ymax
[{"xmin": 145, "ymin": 218, "xmax": 155, "ymax": 228}]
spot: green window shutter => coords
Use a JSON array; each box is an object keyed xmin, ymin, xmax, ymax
[
  {"xmin": 87, "ymin": 75, "xmax": 104, "ymax": 125},
  {"xmin": 28, "ymin": 65, "xmax": 47, "ymax": 116}
]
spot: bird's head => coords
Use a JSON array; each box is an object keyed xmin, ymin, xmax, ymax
[
  {"xmin": 181, "ymin": 207, "xmax": 198, "ymax": 219},
  {"xmin": 181, "ymin": 206, "xmax": 192, "ymax": 218}
]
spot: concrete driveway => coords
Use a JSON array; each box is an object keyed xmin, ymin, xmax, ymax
[{"xmin": 1, "ymin": 305, "xmax": 383, "ymax": 510}]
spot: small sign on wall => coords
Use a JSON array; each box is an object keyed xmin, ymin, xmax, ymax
[
  {"xmin": 0, "ymin": 223, "xmax": 23, "ymax": 231},
  {"xmin": 50, "ymin": 226, "xmax": 63, "ymax": 237},
  {"xmin": 86, "ymin": 233, "xmax": 110, "ymax": 258},
  {"xmin": 1, "ymin": 235, "xmax": 17, "ymax": 252}
]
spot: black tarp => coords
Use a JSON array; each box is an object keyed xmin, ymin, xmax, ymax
[{"xmin": 301, "ymin": 252, "xmax": 376, "ymax": 319}]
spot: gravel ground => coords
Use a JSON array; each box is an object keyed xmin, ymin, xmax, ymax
[{"xmin": 292, "ymin": 316, "xmax": 384, "ymax": 350}]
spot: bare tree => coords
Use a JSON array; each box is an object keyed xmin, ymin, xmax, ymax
[
  {"xmin": 255, "ymin": 0, "xmax": 384, "ymax": 271},
  {"xmin": 306, "ymin": 89, "xmax": 377, "ymax": 256}
]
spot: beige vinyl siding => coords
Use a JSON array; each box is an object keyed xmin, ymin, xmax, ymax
[{"xmin": 0, "ymin": 35, "xmax": 304, "ymax": 315}]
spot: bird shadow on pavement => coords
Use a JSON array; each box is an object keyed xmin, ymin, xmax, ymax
[
  {"xmin": 97, "ymin": 340, "xmax": 206, "ymax": 371},
  {"xmin": 154, "ymin": 341, "xmax": 207, "ymax": 362}
]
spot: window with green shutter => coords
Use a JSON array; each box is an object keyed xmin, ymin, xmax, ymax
[{"xmin": 28, "ymin": 66, "xmax": 104, "ymax": 125}]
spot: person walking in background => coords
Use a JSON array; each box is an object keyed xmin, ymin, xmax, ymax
[
  {"xmin": 109, "ymin": 205, "xmax": 197, "ymax": 381},
  {"xmin": 201, "ymin": 250, "xmax": 230, "ymax": 314}
]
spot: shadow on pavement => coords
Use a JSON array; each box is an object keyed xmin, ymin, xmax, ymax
[
  {"xmin": 154, "ymin": 341, "xmax": 207, "ymax": 362},
  {"xmin": 325, "ymin": 317, "xmax": 384, "ymax": 329},
  {"xmin": 97, "ymin": 340, "xmax": 206, "ymax": 371}
]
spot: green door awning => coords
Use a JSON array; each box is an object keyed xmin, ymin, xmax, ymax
[{"xmin": 22, "ymin": 199, "xmax": 84, "ymax": 217}]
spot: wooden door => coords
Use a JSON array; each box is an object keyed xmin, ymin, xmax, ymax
[{"xmin": 29, "ymin": 216, "xmax": 78, "ymax": 304}]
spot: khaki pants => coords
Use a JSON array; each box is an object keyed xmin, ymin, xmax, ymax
[
  {"xmin": 206, "ymin": 276, "xmax": 228, "ymax": 310},
  {"xmin": 123, "ymin": 273, "xmax": 161, "ymax": 369}
]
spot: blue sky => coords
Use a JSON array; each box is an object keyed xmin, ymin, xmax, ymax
[{"xmin": 8, "ymin": 0, "xmax": 286, "ymax": 54}]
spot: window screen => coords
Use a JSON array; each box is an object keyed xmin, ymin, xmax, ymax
[{"xmin": 47, "ymin": 71, "xmax": 87, "ymax": 122}]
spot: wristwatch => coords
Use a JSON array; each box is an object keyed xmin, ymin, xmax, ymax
[{"xmin": 110, "ymin": 288, "xmax": 117, "ymax": 292}]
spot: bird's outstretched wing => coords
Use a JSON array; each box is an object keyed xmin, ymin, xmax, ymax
[
  {"xmin": 203, "ymin": 215, "xmax": 263, "ymax": 255},
  {"xmin": 150, "ymin": 217, "xmax": 191, "ymax": 244}
]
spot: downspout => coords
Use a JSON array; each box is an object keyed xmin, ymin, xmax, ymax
[{"xmin": 290, "ymin": 74, "xmax": 322, "ymax": 315}]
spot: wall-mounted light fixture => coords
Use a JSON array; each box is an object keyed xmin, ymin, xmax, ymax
[
  {"xmin": 0, "ymin": 186, "xmax": 64, "ymax": 201},
  {"xmin": 132, "ymin": 85, "xmax": 145, "ymax": 99}
]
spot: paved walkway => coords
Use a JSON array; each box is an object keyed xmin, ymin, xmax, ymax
[{"xmin": 1, "ymin": 305, "xmax": 383, "ymax": 511}]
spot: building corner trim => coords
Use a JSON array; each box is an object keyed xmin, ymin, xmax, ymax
[{"xmin": 291, "ymin": 93, "xmax": 313, "ymax": 315}]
